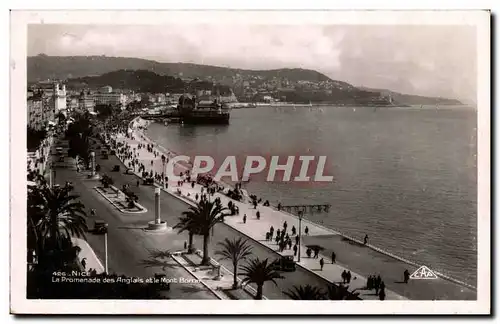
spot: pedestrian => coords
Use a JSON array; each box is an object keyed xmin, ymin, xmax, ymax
[
  {"xmin": 283, "ymin": 221, "xmax": 288, "ymax": 231},
  {"xmin": 306, "ymin": 248, "xmax": 312, "ymax": 258},
  {"xmin": 243, "ymin": 214, "xmax": 247, "ymax": 224},
  {"xmin": 293, "ymin": 244, "xmax": 298, "ymax": 256},
  {"xmin": 364, "ymin": 234, "xmax": 369, "ymax": 245},
  {"xmin": 265, "ymin": 232, "xmax": 270, "ymax": 241},
  {"xmin": 341, "ymin": 270, "xmax": 347, "ymax": 284},
  {"xmin": 404, "ymin": 269, "xmax": 410, "ymax": 284},
  {"xmin": 276, "ymin": 229, "xmax": 281, "ymax": 238},
  {"xmin": 347, "ymin": 271, "xmax": 352, "ymax": 283},
  {"xmin": 270, "ymin": 226, "xmax": 274, "ymax": 235},
  {"xmin": 320, "ymin": 258, "xmax": 324, "ymax": 271},
  {"xmin": 81, "ymin": 257, "xmax": 87, "ymax": 270},
  {"xmin": 137, "ymin": 180, "xmax": 140, "ymax": 187},
  {"xmin": 295, "ymin": 235, "xmax": 299, "ymax": 245},
  {"xmin": 287, "ymin": 239, "xmax": 292, "ymax": 250},
  {"xmin": 380, "ymin": 280, "xmax": 385, "ymax": 292},
  {"xmin": 305, "ymin": 226, "xmax": 309, "ymax": 235},
  {"xmin": 379, "ymin": 289, "xmax": 386, "ymax": 301},
  {"xmin": 256, "ymin": 211, "xmax": 260, "ymax": 220},
  {"xmin": 331, "ymin": 251, "xmax": 336, "ymax": 263},
  {"xmin": 291, "ymin": 226, "xmax": 296, "ymax": 236},
  {"xmin": 184, "ymin": 241, "xmax": 187, "ymax": 250}
]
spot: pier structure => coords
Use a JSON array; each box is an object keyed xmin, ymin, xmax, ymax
[{"xmin": 280, "ymin": 204, "xmax": 331, "ymax": 214}]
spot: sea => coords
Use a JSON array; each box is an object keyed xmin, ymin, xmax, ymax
[{"xmin": 146, "ymin": 105, "xmax": 477, "ymax": 286}]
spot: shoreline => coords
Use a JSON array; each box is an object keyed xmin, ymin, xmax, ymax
[{"xmin": 128, "ymin": 116, "xmax": 476, "ymax": 292}]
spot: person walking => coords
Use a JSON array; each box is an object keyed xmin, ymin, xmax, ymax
[
  {"xmin": 305, "ymin": 226, "xmax": 309, "ymax": 235},
  {"xmin": 331, "ymin": 251, "xmax": 336, "ymax": 264},
  {"xmin": 404, "ymin": 269, "xmax": 410, "ymax": 283},
  {"xmin": 256, "ymin": 211, "xmax": 260, "ymax": 220},
  {"xmin": 243, "ymin": 214, "xmax": 247, "ymax": 224},
  {"xmin": 319, "ymin": 258, "xmax": 324, "ymax": 271},
  {"xmin": 364, "ymin": 234, "xmax": 369, "ymax": 245},
  {"xmin": 283, "ymin": 221, "xmax": 288, "ymax": 231},
  {"xmin": 81, "ymin": 258, "xmax": 87, "ymax": 270},
  {"xmin": 347, "ymin": 271, "xmax": 352, "ymax": 283},
  {"xmin": 341, "ymin": 270, "xmax": 347, "ymax": 284},
  {"xmin": 291, "ymin": 226, "xmax": 296, "ymax": 236},
  {"xmin": 293, "ymin": 244, "xmax": 298, "ymax": 256}
]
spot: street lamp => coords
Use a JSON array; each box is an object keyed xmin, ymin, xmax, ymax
[{"xmin": 298, "ymin": 210, "xmax": 304, "ymax": 263}]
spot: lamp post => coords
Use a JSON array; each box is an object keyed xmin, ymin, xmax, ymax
[
  {"xmin": 104, "ymin": 229, "xmax": 108, "ymax": 274},
  {"xmin": 298, "ymin": 210, "xmax": 304, "ymax": 263}
]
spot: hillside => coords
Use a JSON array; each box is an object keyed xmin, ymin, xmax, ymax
[
  {"xmin": 358, "ymin": 87, "xmax": 462, "ymax": 106},
  {"xmin": 65, "ymin": 69, "xmax": 232, "ymax": 95},
  {"xmin": 28, "ymin": 54, "xmax": 331, "ymax": 83}
]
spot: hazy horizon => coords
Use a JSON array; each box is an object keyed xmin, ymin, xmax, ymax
[{"xmin": 28, "ymin": 24, "xmax": 477, "ymax": 103}]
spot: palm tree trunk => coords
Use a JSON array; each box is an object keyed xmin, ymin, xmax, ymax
[
  {"xmin": 232, "ymin": 262, "xmax": 238, "ymax": 289},
  {"xmin": 188, "ymin": 232, "xmax": 194, "ymax": 254},
  {"xmin": 201, "ymin": 234, "xmax": 210, "ymax": 265},
  {"xmin": 256, "ymin": 284, "xmax": 263, "ymax": 300}
]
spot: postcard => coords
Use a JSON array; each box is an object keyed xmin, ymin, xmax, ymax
[{"xmin": 10, "ymin": 9, "xmax": 490, "ymax": 315}]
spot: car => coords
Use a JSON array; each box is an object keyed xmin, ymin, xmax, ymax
[
  {"xmin": 125, "ymin": 168, "xmax": 134, "ymax": 175},
  {"xmin": 93, "ymin": 220, "xmax": 108, "ymax": 234},
  {"xmin": 143, "ymin": 178, "xmax": 154, "ymax": 185},
  {"xmin": 270, "ymin": 256, "xmax": 296, "ymax": 272}
]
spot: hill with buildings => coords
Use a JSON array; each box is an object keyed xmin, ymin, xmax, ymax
[
  {"xmin": 28, "ymin": 55, "xmax": 462, "ymax": 105},
  {"xmin": 65, "ymin": 69, "xmax": 232, "ymax": 95},
  {"xmin": 28, "ymin": 54, "xmax": 331, "ymax": 84},
  {"xmin": 358, "ymin": 87, "xmax": 463, "ymax": 106}
]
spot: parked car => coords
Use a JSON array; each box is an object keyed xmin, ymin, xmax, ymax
[
  {"xmin": 93, "ymin": 220, "xmax": 108, "ymax": 234},
  {"xmin": 143, "ymin": 178, "xmax": 154, "ymax": 185},
  {"xmin": 270, "ymin": 256, "xmax": 296, "ymax": 272}
]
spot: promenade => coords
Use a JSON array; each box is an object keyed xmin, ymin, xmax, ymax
[{"xmin": 109, "ymin": 117, "xmax": 476, "ymax": 300}]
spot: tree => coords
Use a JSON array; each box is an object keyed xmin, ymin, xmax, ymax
[
  {"xmin": 100, "ymin": 174, "xmax": 114, "ymax": 188},
  {"xmin": 215, "ymin": 238, "xmax": 253, "ymax": 289},
  {"xmin": 177, "ymin": 200, "xmax": 228, "ymax": 265},
  {"xmin": 240, "ymin": 258, "xmax": 284, "ymax": 300},
  {"xmin": 284, "ymin": 284, "xmax": 326, "ymax": 300},
  {"xmin": 325, "ymin": 284, "xmax": 359, "ymax": 300},
  {"xmin": 173, "ymin": 213, "xmax": 198, "ymax": 254},
  {"xmin": 28, "ymin": 183, "xmax": 88, "ymax": 270}
]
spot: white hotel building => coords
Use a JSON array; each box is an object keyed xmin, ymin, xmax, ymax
[{"xmin": 94, "ymin": 86, "xmax": 127, "ymax": 109}]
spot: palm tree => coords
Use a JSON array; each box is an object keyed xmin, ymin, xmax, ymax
[
  {"xmin": 240, "ymin": 258, "xmax": 284, "ymax": 300},
  {"xmin": 284, "ymin": 284, "xmax": 326, "ymax": 300},
  {"xmin": 326, "ymin": 284, "xmax": 358, "ymax": 300},
  {"xmin": 176, "ymin": 199, "xmax": 228, "ymax": 265},
  {"xmin": 28, "ymin": 182, "xmax": 88, "ymax": 264},
  {"xmin": 215, "ymin": 238, "xmax": 253, "ymax": 289},
  {"xmin": 173, "ymin": 213, "xmax": 198, "ymax": 254}
]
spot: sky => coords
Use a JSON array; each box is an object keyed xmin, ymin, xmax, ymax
[{"xmin": 28, "ymin": 24, "xmax": 477, "ymax": 102}]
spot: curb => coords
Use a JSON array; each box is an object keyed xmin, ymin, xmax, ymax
[
  {"xmin": 119, "ymin": 118, "xmax": 476, "ymax": 294},
  {"xmin": 170, "ymin": 254, "xmax": 224, "ymax": 300},
  {"xmin": 94, "ymin": 186, "xmax": 148, "ymax": 214},
  {"xmin": 71, "ymin": 237, "xmax": 105, "ymax": 274}
]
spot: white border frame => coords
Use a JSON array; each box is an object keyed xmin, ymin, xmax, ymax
[{"xmin": 10, "ymin": 9, "xmax": 490, "ymax": 315}]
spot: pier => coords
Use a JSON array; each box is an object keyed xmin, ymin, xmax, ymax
[{"xmin": 280, "ymin": 204, "xmax": 331, "ymax": 214}]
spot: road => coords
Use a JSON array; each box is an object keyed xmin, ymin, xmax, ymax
[
  {"xmin": 54, "ymin": 137, "xmax": 338, "ymax": 300},
  {"xmin": 52, "ymin": 140, "xmax": 216, "ymax": 300}
]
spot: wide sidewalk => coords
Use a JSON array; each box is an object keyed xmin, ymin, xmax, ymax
[{"xmin": 112, "ymin": 126, "xmax": 405, "ymax": 300}]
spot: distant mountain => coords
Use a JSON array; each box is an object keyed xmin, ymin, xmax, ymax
[
  {"xmin": 358, "ymin": 86, "xmax": 463, "ymax": 106},
  {"xmin": 28, "ymin": 54, "xmax": 331, "ymax": 83}
]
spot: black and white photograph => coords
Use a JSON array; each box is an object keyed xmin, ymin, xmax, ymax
[{"xmin": 10, "ymin": 9, "xmax": 490, "ymax": 315}]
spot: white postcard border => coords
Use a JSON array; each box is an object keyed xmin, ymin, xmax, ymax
[{"xmin": 10, "ymin": 9, "xmax": 491, "ymax": 315}]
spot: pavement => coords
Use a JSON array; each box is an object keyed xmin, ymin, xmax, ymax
[
  {"xmin": 72, "ymin": 237, "xmax": 104, "ymax": 273},
  {"xmin": 107, "ymin": 118, "xmax": 477, "ymax": 300},
  {"xmin": 50, "ymin": 141, "xmax": 217, "ymax": 300}
]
